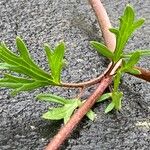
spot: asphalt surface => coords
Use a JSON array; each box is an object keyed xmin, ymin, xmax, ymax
[{"xmin": 0, "ymin": 0, "xmax": 150, "ymax": 150}]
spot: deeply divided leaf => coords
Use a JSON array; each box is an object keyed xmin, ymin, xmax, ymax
[
  {"xmin": 110, "ymin": 5, "xmax": 145, "ymax": 62},
  {"xmin": 37, "ymin": 93, "xmax": 96, "ymax": 123},
  {"xmin": 0, "ymin": 37, "xmax": 62, "ymax": 95},
  {"xmin": 44, "ymin": 42, "xmax": 65, "ymax": 84}
]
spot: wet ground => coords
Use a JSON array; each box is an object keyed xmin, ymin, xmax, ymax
[{"xmin": 0, "ymin": 0, "xmax": 150, "ymax": 149}]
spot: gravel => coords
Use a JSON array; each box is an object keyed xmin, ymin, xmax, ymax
[{"xmin": 0, "ymin": 0, "xmax": 149, "ymax": 149}]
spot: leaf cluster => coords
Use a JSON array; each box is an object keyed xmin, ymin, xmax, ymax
[
  {"xmin": 37, "ymin": 94, "xmax": 95, "ymax": 124},
  {"xmin": 91, "ymin": 5, "xmax": 150, "ymax": 113},
  {"xmin": 0, "ymin": 5, "xmax": 149, "ymax": 122},
  {"xmin": 0, "ymin": 37, "xmax": 65, "ymax": 95},
  {"xmin": 91, "ymin": 5, "xmax": 149, "ymax": 62}
]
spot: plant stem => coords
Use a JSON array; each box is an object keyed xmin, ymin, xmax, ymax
[
  {"xmin": 45, "ymin": 75, "xmax": 112, "ymax": 150},
  {"xmin": 89, "ymin": 0, "xmax": 116, "ymax": 52},
  {"xmin": 60, "ymin": 62, "xmax": 112, "ymax": 88},
  {"xmin": 89, "ymin": 0, "xmax": 150, "ymax": 82},
  {"xmin": 45, "ymin": 0, "xmax": 149, "ymax": 149},
  {"xmin": 130, "ymin": 66, "xmax": 150, "ymax": 82}
]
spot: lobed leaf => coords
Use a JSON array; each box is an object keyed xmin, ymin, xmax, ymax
[
  {"xmin": 0, "ymin": 74, "xmax": 49, "ymax": 95},
  {"xmin": 42, "ymin": 100, "xmax": 79, "ymax": 124},
  {"xmin": 37, "ymin": 93, "xmax": 96, "ymax": 123},
  {"xmin": 110, "ymin": 5, "xmax": 145, "ymax": 62},
  {"xmin": 0, "ymin": 37, "xmax": 64, "ymax": 95},
  {"xmin": 44, "ymin": 42, "xmax": 65, "ymax": 84}
]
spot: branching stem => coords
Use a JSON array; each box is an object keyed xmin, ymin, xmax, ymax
[
  {"xmin": 60, "ymin": 62, "xmax": 112, "ymax": 88},
  {"xmin": 45, "ymin": 0, "xmax": 150, "ymax": 149},
  {"xmin": 45, "ymin": 75, "xmax": 113, "ymax": 150}
]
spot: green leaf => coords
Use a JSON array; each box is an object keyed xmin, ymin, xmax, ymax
[
  {"xmin": 114, "ymin": 70, "xmax": 122, "ymax": 92},
  {"xmin": 123, "ymin": 50, "xmax": 150, "ymax": 58},
  {"xmin": 37, "ymin": 93, "xmax": 82, "ymax": 124},
  {"xmin": 126, "ymin": 68, "xmax": 141, "ymax": 75},
  {"xmin": 86, "ymin": 110, "xmax": 95, "ymax": 121},
  {"xmin": 0, "ymin": 63, "xmax": 16, "ymax": 70},
  {"xmin": 105, "ymin": 102, "xmax": 115, "ymax": 113},
  {"xmin": 0, "ymin": 74, "xmax": 48, "ymax": 95},
  {"xmin": 44, "ymin": 42, "xmax": 65, "ymax": 84},
  {"xmin": 110, "ymin": 5, "xmax": 145, "ymax": 62},
  {"xmin": 16, "ymin": 36, "xmax": 37, "ymax": 67},
  {"xmin": 90, "ymin": 41, "xmax": 114, "ymax": 59},
  {"xmin": 97, "ymin": 93, "xmax": 112, "ymax": 103},
  {"xmin": 63, "ymin": 102, "xmax": 78, "ymax": 124},
  {"xmin": 36, "ymin": 93, "xmax": 69, "ymax": 105},
  {"xmin": 42, "ymin": 100, "xmax": 79, "ymax": 124},
  {"xmin": 109, "ymin": 28, "xmax": 119, "ymax": 36},
  {"xmin": 133, "ymin": 18, "xmax": 145, "ymax": 29},
  {"xmin": 42, "ymin": 106, "xmax": 67, "ymax": 120},
  {"xmin": 0, "ymin": 37, "xmax": 61, "ymax": 95},
  {"xmin": 112, "ymin": 92, "xmax": 123, "ymax": 110},
  {"xmin": 125, "ymin": 51, "xmax": 140, "ymax": 69}
]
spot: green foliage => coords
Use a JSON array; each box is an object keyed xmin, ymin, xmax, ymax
[
  {"xmin": 37, "ymin": 93, "xmax": 95, "ymax": 124},
  {"xmin": 112, "ymin": 91, "xmax": 123, "ymax": 110},
  {"xmin": 0, "ymin": 37, "xmax": 65, "ymax": 95},
  {"xmin": 110, "ymin": 5, "xmax": 145, "ymax": 62},
  {"xmin": 105, "ymin": 102, "xmax": 115, "ymax": 113},
  {"xmin": 123, "ymin": 50, "xmax": 150, "ymax": 58},
  {"xmin": 110, "ymin": 51, "xmax": 142, "ymax": 111},
  {"xmin": 97, "ymin": 93, "xmax": 112, "ymax": 102},
  {"xmin": 90, "ymin": 5, "xmax": 149, "ymax": 113},
  {"xmin": 90, "ymin": 41, "xmax": 114, "ymax": 59},
  {"xmin": 123, "ymin": 51, "xmax": 140, "ymax": 70},
  {"xmin": 44, "ymin": 42, "xmax": 65, "ymax": 84},
  {"xmin": 91, "ymin": 5, "xmax": 145, "ymax": 63},
  {"xmin": 0, "ymin": 5, "xmax": 149, "ymax": 123}
]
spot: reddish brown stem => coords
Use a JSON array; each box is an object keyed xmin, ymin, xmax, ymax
[
  {"xmin": 60, "ymin": 62, "xmax": 112, "ymax": 88},
  {"xmin": 45, "ymin": 75, "xmax": 112, "ymax": 150},
  {"xmin": 89, "ymin": 0, "xmax": 150, "ymax": 82},
  {"xmin": 45, "ymin": 0, "xmax": 150, "ymax": 149},
  {"xmin": 60, "ymin": 74, "xmax": 103, "ymax": 88},
  {"xmin": 130, "ymin": 66, "xmax": 150, "ymax": 82},
  {"xmin": 45, "ymin": 1, "xmax": 116, "ymax": 149},
  {"xmin": 89, "ymin": 0, "xmax": 116, "ymax": 52}
]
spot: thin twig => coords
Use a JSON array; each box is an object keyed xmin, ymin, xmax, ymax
[{"xmin": 60, "ymin": 62, "xmax": 112, "ymax": 88}]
